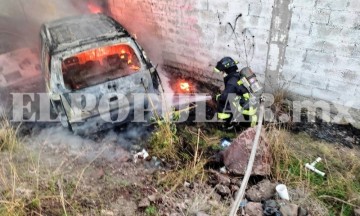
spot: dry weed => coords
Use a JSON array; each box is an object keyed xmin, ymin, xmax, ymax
[
  {"xmin": 186, "ymin": 189, "xmax": 230, "ymax": 216},
  {"xmin": 0, "ymin": 115, "xmax": 20, "ymax": 153},
  {"xmin": 267, "ymin": 125, "xmax": 360, "ymax": 215}
]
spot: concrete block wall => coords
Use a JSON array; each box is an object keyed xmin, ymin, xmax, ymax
[
  {"xmin": 108, "ymin": 0, "xmax": 360, "ymax": 111},
  {"xmin": 281, "ymin": 0, "xmax": 360, "ymax": 109}
]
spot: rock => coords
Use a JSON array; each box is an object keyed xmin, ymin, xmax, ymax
[
  {"xmin": 221, "ymin": 128, "xmax": 273, "ymax": 176},
  {"xmin": 246, "ymin": 179, "xmax": 276, "ymax": 202},
  {"xmin": 101, "ymin": 210, "xmax": 115, "ymax": 216},
  {"xmin": 189, "ymin": 182, "xmax": 199, "ymax": 189},
  {"xmin": 210, "ymin": 191, "xmax": 222, "ymax": 202},
  {"xmin": 230, "ymin": 185, "xmax": 240, "ymax": 193},
  {"xmin": 209, "ymin": 170, "xmax": 231, "ymax": 186},
  {"xmin": 138, "ymin": 198, "xmax": 150, "ymax": 208},
  {"xmin": 215, "ymin": 185, "xmax": 231, "ymax": 196},
  {"xmin": 231, "ymin": 177, "xmax": 241, "ymax": 185},
  {"xmin": 176, "ymin": 201, "xmax": 187, "ymax": 210},
  {"xmin": 148, "ymin": 194, "xmax": 157, "ymax": 203},
  {"xmin": 220, "ymin": 166, "xmax": 227, "ymax": 174},
  {"xmin": 96, "ymin": 168, "xmax": 105, "ymax": 179},
  {"xmin": 196, "ymin": 211, "xmax": 209, "ymax": 216},
  {"xmin": 15, "ymin": 188, "xmax": 34, "ymax": 199},
  {"xmin": 184, "ymin": 181, "xmax": 191, "ymax": 187},
  {"xmin": 355, "ymin": 208, "xmax": 360, "ymax": 216},
  {"xmin": 245, "ymin": 202, "xmax": 263, "ymax": 216},
  {"xmin": 345, "ymin": 136, "xmax": 355, "ymax": 143},
  {"xmin": 263, "ymin": 200, "xmax": 281, "ymax": 215},
  {"xmin": 279, "ymin": 202, "xmax": 299, "ymax": 216},
  {"xmin": 351, "ymin": 121, "xmax": 360, "ymax": 130},
  {"xmin": 298, "ymin": 207, "xmax": 308, "ymax": 216}
]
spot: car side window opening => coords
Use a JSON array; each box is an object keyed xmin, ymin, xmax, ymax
[{"xmin": 62, "ymin": 44, "xmax": 141, "ymax": 90}]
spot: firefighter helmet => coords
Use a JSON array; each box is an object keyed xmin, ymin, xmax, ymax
[{"xmin": 214, "ymin": 57, "xmax": 239, "ymax": 74}]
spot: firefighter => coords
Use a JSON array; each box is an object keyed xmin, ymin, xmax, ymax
[{"xmin": 214, "ymin": 57, "xmax": 262, "ymax": 129}]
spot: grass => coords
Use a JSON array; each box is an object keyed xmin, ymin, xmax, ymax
[
  {"xmin": 145, "ymin": 205, "xmax": 158, "ymax": 216},
  {"xmin": 0, "ymin": 116, "xmax": 24, "ymax": 215},
  {"xmin": 149, "ymin": 106, "xmax": 235, "ymax": 189},
  {"xmin": 264, "ymin": 87, "xmax": 360, "ymax": 215},
  {"xmin": 149, "ymin": 118, "xmax": 179, "ymax": 161},
  {"xmin": 267, "ymin": 124, "xmax": 360, "ymax": 216},
  {"xmin": 0, "ymin": 150, "xmax": 72, "ymax": 215},
  {"xmin": 149, "ymin": 87, "xmax": 360, "ymax": 215},
  {"xmin": 153, "ymin": 126, "xmax": 211, "ymax": 189},
  {"xmin": 0, "ymin": 115, "xmax": 20, "ymax": 152},
  {"xmin": 0, "ymin": 117, "xmax": 110, "ymax": 215},
  {"xmin": 186, "ymin": 188, "xmax": 230, "ymax": 216}
]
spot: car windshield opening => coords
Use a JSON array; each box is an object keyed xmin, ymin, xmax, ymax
[{"xmin": 62, "ymin": 44, "xmax": 141, "ymax": 90}]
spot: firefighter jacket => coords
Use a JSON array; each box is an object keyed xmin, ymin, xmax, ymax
[{"xmin": 217, "ymin": 71, "xmax": 257, "ymax": 126}]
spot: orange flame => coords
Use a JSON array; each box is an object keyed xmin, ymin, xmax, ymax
[
  {"xmin": 88, "ymin": 2, "xmax": 102, "ymax": 14},
  {"xmin": 180, "ymin": 82, "xmax": 190, "ymax": 92}
]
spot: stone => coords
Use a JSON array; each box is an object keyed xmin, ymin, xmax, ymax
[
  {"xmin": 263, "ymin": 200, "xmax": 281, "ymax": 215},
  {"xmin": 15, "ymin": 188, "xmax": 34, "ymax": 199},
  {"xmin": 246, "ymin": 179, "xmax": 276, "ymax": 202},
  {"xmin": 100, "ymin": 210, "xmax": 115, "ymax": 216},
  {"xmin": 176, "ymin": 201, "xmax": 187, "ymax": 210},
  {"xmin": 96, "ymin": 168, "xmax": 105, "ymax": 179},
  {"xmin": 215, "ymin": 185, "xmax": 231, "ymax": 196},
  {"xmin": 230, "ymin": 185, "xmax": 240, "ymax": 193},
  {"xmin": 148, "ymin": 194, "xmax": 157, "ymax": 203},
  {"xmin": 220, "ymin": 166, "xmax": 227, "ymax": 174},
  {"xmin": 354, "ymin": 208, "xmax": 360, "ymax": 216},
  {"xmin": 221, "ymin": 128, "xmax": 273, "ymax": 176},
  {"xmin": 298, "ymin": 207, "xmax": 308, "ymax": 216},
  {"xmin": 345, "ymin": 136, "xmax": 355, "ymax": 143},
  {"xmin": 196, "ymin": 211, "xmax": 210, "ymax": 216},
  {"xmin": 279, "ymin": 202, "xmax": 299, "ymax": 216},
  {"xmin": 184, "ymin": 181, "xmax": 191, "ymax": 187},
  {"xmin": 245, "ymin": 202, "xmax": 263, "ymax": 216},
  {"xmin": 209, "ymin": 170, "xmax": 231, "ymax": 186},
  {"xmin": 231, "ymin": 177, "xmax": 242, "ymax": 185},
  {"xmin": 351, "ymin": 121, "xmax": 360, "ymax": 130},
  {"xmin": 138, "ymin": 198, "xmax": 150, "ymax": 208}
]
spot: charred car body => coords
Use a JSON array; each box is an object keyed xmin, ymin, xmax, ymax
[{"xmin": 40, "ymin": 14, "xmax": 160, "ymax": 134}]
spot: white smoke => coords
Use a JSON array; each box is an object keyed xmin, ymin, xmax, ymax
[
  {"xmin": 0, "ymin": 0, "xmax": 104, "ymax": 51},
  {"xmin": 23, "ymin": 123, "xmax": 151, "ymax": 162}
]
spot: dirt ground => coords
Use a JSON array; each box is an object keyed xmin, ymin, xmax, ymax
[{"xmin": 0, "ymin": 122, "xmax": 229, "ymax": 216}]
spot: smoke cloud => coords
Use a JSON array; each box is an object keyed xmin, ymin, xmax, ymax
[
  {"xmin": 22, "ymin": 121, "xmax": 152, "ymax": 162},
  {"xmin": 0, "ymin": 0, "xmax": 107, "ymax": 53}
]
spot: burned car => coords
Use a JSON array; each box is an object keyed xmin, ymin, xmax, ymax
[{"xmin": 40, "ymin": 14, "xmax": 160, "ymax": 134}]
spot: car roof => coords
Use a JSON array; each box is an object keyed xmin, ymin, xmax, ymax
[{"xmin": 42, "ymin": 14, "xmax": 129, "ymax": 54}]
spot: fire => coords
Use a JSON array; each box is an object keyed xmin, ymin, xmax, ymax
[
  {"xmin": 70, "ymin": 44, "xmax": 134, "ymax": 65},
  {"xmin": 172, "ymin": 79, "xmax": 195, "ymax": 93},
  {"xmin": 87, "ymin": 2, "xmax": 102, "ymax": 14},
  {"xmin": 180, "ymin": 82, "xmax": 190, "ymax": 92}
]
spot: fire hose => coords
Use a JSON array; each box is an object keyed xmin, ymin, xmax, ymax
[{"xmin": 229, "ymin": 103, "xmax": 265, "ymax": 216}]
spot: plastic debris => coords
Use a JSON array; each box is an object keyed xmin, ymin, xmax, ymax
[
  {"xmin": 220, "ymin": 138, "xmax": 231, "ymax": 149},
  {"xmin": 133, "ymin": 149, "xmax": 149, "ymax": 163},
  {"xmin": 305, "ymin": 157, "xmax": 326, "ymax": 177},
  {"xmin": 239, "ymin": 199, "xmax": 248, "ymax": 208},
  {"xmin": 276, "ymin": 184, "xmax": 290, "ymax": 200},
  {"xmin": 220, "ymin": 166, "xmax": 227, "ymax": 174}
]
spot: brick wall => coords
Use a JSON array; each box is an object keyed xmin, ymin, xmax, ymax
[{"xmin": 108, "ymin": 0, "xmax": 360, "ymax": 110}]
